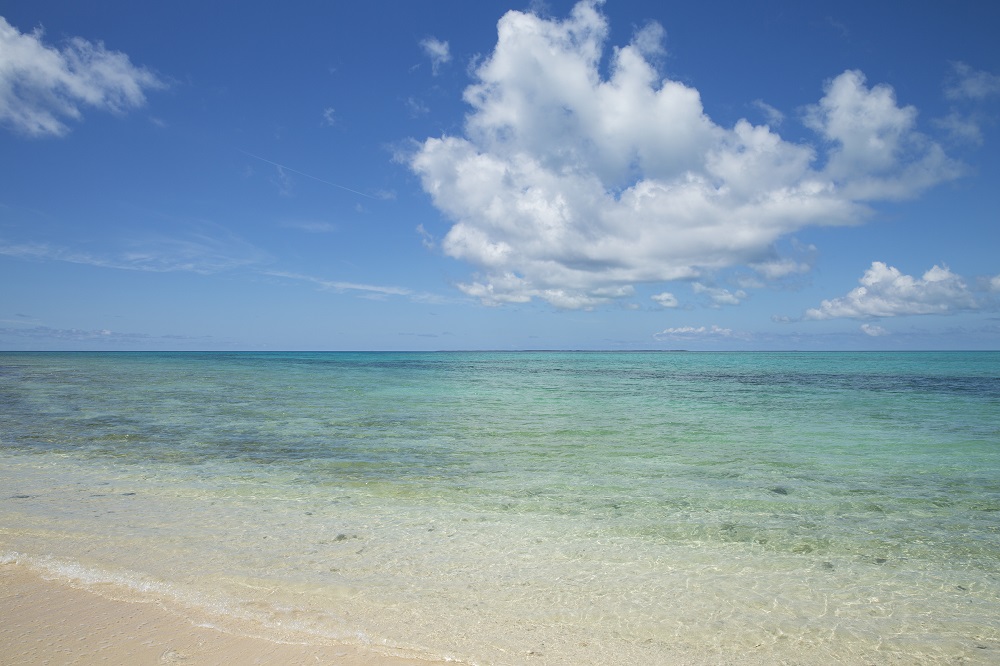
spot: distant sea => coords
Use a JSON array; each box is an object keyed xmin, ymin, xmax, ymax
[{"xmin": 2, "ymin": 351, "xmax": 998, "ymax": 664}]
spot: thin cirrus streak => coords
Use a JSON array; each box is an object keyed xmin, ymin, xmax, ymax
[{"xmin": 240, "ymin": 150, "xmax": 376, "ymax": 199}]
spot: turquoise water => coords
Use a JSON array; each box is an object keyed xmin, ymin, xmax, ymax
[{"xmin": 1, "ymin": 351, "xmax": 999, "ymax": 663}]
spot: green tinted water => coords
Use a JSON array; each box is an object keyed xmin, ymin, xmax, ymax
[{"xmin": 1, "ymin": 352, "xmax": 998, "ymax": 663}]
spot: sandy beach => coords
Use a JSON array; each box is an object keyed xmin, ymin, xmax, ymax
[
  {"xmin": 3, "ymin": 352, "xmax": 999, "ymax": 665},
  {"xmin": 0, "ymin": 563, "xmax": 442, "ymax": 666}
]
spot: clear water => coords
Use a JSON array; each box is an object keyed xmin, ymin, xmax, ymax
[{"xmin": 1, "ymin": 351, "xmax": 998, "ymax": 664}]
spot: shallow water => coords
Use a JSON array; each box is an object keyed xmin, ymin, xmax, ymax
[{"xmin": 2, "ymin": 351, "xmax": 999, "ymax": 663}]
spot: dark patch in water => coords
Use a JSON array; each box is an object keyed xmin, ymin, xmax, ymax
[{"xmin": 770, "ymin": 486, "xmax": 789, "ymax": 495}]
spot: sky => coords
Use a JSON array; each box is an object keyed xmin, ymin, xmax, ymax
[{"xmin": 1, "ymin": 0, "xmax": 999, "ymax": 351}]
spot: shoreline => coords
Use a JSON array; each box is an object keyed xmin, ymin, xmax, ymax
[
  {"xmin": 3, "ymin": 351, "xmax": 998, "ymax": 665},
  {"xmin": 4, "ymin": 555, "xmax": 998, "ymax": 665},
  {"xmin": 0, "ymin": 563, "xmax": 444, "ymax": 666}
]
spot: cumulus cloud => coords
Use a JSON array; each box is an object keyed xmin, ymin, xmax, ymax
[
  {"xmin": 456, "ymin": 274, "xmax": 634, "ymax": 309},
  {"xmin": 0, "ymin": 16, "xmax": 164, "ymax": 136},
  {"xmin": 653, "ymin": 324, "xmax": 736, "ymax": 341},
  {"xmin": 420, "ymin": 37, "xmax": 451, "ymax": 75},
  {"xmin": 860, "ymin": 323, "xmax": 889, "ymax": 337},
  {"xmin": 805, "ymin": 262, "xmax": 977, "ymax": 320},
  {"xmin": 803, "ymin": 69, "xmax": 962, "ymax": 200},
  {"xmin": 409, "ymin": 1, "xmax": 961, "ymax": 309},
  {"xmin": 651, "ymin": 291, "xmax": 678, "ymax": 308},
  {"xmin": 630, "ymin": 22, "xmax": 666, "ymax": 59},
  {"xmin": 692, "ymin": 283, "xmax": 746, "ymax": 307}
]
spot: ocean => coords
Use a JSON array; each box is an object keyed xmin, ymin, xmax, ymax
[{"xmin": 1, "ymin": 351, "xmax": 998, "ymax": 664}]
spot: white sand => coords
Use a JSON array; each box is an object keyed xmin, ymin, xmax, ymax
[{"xmin": 0, "ymin": 563, "xmax": 446, "ymax": 665}]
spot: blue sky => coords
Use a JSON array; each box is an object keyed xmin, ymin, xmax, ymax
[{"xmin": 1, "ymin": 0, "xmax": 999, "ymax": 350}]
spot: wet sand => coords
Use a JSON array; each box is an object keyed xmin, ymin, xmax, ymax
[{"xmin": 0, "ymin": 563, "xmax": 443, "ymax": 665}]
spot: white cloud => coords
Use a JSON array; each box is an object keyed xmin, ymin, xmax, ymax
[
  {"xmin": 750, "ymin": 257, "xmax": 812, "ymax": 279},
  {"xmin": 653, "ymin": 324, "xmax": 735, "ymax": 341},
  {"xmin": 265, "ymin": 270, "xmax": 412, "ymax": 298},
  {"xmin": 692, "ymin": 283, "xmax": 746, "ymax": 307},
  {"xmin": 264, "ymin": 270, "xmax": 451, "ymax": 306},
  {"xmin": 752, "ymin": 99, "xmax": 784, "ymax": 126},
  {"xmin": 937, "ymin": 63, "xmax": 1000, "ymax": 147},
  {"xmin": 860, "ymin": 323, "xmax": 889, "ymax": 337},
  {"xmin": 935, "ymin": 111, "xmax": 983, "ymax": 145},
  {"xmin": 803, "ymin": 70, "xmax": 962, "ymax": 201},
  {"xmin": 416, "ymin": 223, "xmax": 435, "ymax": 249},
  {"xmin": 409, "ymin": 1, "xmax": 961, "ymax": 309},
  {"xmin": 945, "ymin": 62, "xmax": 1000, "ymax": 101},
  {"xmin": 321, "ymin": 107, "xmax": 336, "ymax": 126},
  {"xmin": 803, "ymin": 71, "xmax": 916, "ymax": 175},
  {"xmin": 990, "ymin": 275, "xmax": 1000, "ymax": 293},
  {"xmin": 651, "ymin": 291, "xmax": 678, "ymax": 308},
  {"xmin": 631, "ymin": 22, "xmax": 666, "ymax": 59},
  {"xmin": 0, "ymin": 17, "xmax": 164, "ymax": 136},
  {"xmin": 406, "ymin": 96, "xmax": 429, "ymax": 116},
  {"xmin": 805, "ymin": 262, "xmax": 977, "ymax": 320},
  {"xmin": 420, "ymin": 37, "xmax": 451, "ymax": 75},
  {"xmin": 456, "ymin": 273, "xmax": 633, "ymax": 309}
]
